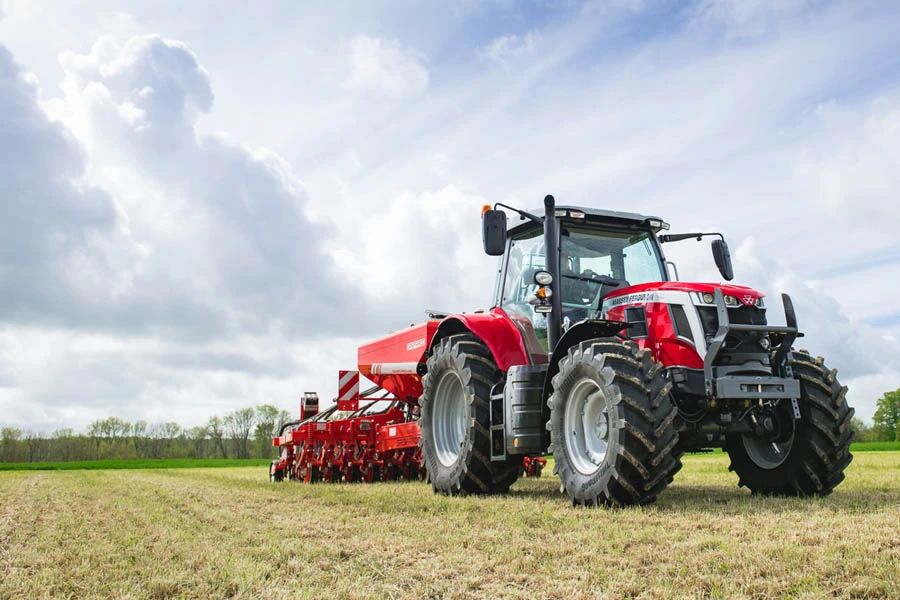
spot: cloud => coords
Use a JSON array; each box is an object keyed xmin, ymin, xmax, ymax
[
  {"xmin": 689, "ymin": 0, "xmax": 827, "ymax": 39},
  {"xmin": 35, "ymin": 35, "xmax": 368, "ymax": 341},
  {"xmin": 345, "ymin": 35, "xmax": 429, "ymax": 101},
  {"xmin": 0, "ymin": 43, "xmax": 119, "ymax": 326},
  {"xmin": 329, "ymin": 184, "xmax": 497, "ymax": 320},
  {"xmin": 479, "ymin": 31, "xmax": 541, "ymax": 65},
  {"xmin": 0, "ymin": 35, "xmax": 388, "ymax": 431}
]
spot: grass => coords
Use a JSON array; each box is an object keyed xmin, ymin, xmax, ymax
[
  {"xmin": 0, "ymin": 458, "xmax": 271, "ymax": 472},
  {"xmin": 851, "ymin": 441, "xmax": 900, "ymax": 452},
  {"xmin": 0, "ymin": 442, "xmax": 894, "ymax": 472},
  {"xmin": 1, "ymin": 453, "xmax": 898, "ymax": 599}
]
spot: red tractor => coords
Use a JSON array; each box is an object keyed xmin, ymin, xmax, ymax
[{"xmin": 274, "ymin": 195, "xmax": 854, "ymax": 507}]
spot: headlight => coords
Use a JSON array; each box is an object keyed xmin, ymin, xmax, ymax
[
  {"xmin": 534, "ymin": 270, "xmax": 553, "ymax": 285},
  {"xmin": 701, "ymin": 292, "xmax": 715, "ymax": 304},
  {"xmin": 755, "ymin": 297, "xmax": 766, "ymax": 308},
  {"xmin": 724, "ymin": 295, "xmax": 738, "ymax": 306}
]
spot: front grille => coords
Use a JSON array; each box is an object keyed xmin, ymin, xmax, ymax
[
  {"xmin": 697, "ymin": 306, "xmax": 767, "ymax": 335},
  {"xmin": 697, "ymin": 306, "xmax": 768, "ymax": 350}
]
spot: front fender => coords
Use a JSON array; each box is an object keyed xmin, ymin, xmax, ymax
[{"xmin": 541, "ymin": 319, "xmax": 628, "ymax": 402}]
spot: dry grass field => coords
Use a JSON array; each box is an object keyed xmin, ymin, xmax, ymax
[{"xmin": 2, "ymin": 452, "xmax": 899, "ymax": 599}]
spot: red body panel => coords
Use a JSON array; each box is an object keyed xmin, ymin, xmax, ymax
[
  {"xmin": 357, "ymin": 321, "xmax": 439, "ymax": 401},
  {"xmin": 604, "ymin": 281, "xmax": 763, "ymax": 303},
  {"xmin": 604, "ymin": 281, "xmax": 765, "ymax": 369},
  {"xmin": 443, "ymin": 307, "xmax": 539, "ymax": 371},
  {"xmin": 606, "ymin": 301, "xmax": 704, "ymax": 369}
]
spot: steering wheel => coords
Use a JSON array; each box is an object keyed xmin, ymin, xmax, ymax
[{"xmin": 581, "ymin": 270, "xmax": 623, "ymax": 288}]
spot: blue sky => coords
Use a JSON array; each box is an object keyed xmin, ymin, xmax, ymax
[{"xmin": 2, "ymin": 0, "xmax": 900, "ymax": 431}]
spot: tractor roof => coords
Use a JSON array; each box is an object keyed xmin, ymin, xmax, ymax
[{"xmin": 508, "ymin": 205, "xmax": 668, "ymax": 235}]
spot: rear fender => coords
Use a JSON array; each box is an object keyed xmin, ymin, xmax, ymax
[{"xmin": 430, "ymin": 308, "xmax": 534, "ymax": 372}]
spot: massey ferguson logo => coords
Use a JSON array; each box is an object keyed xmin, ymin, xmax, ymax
[{"xmin": 741, "ymin": 294, "xmax": 755, "ymax": 306}]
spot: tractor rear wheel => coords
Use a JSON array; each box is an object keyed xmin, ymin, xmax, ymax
[
  {"xmin": 419, "ymin": 333, "xmax": 522, "ymax": 495},
  {"xmin": 548, "ymin": 338, "xmax": 680, "ymax": 507},
  {"xmin": 726, "ymin": 350, "xmax": 854, "ymax": 495}
]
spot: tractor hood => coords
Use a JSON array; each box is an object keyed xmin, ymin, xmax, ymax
[{"xmin": 602, "ymin": 281, "xmax": 764, "ymax": 309}]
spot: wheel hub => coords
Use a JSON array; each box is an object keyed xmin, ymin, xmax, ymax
[
  {"xmin": 742, "ymin": 403, "xmax": 795, "ymax": 469},
  {"xmin": 594, "ymin": 409, "xmax": 609, "ymax": 441},
  {"xmin": 432, "ymin": 370, "xmax": 467, "ymax": 468},
  {"xmin": 564, "ymin": 380, "xmax": 611, "ymax": 475}
]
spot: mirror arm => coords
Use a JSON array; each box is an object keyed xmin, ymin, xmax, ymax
[
  {"xmin": 659, "ymin": 232, "xmax": 725, "ymax": 243},
  {"xmin": 494, "ymin": 202, "xmax": 543, "ymax": 226}
]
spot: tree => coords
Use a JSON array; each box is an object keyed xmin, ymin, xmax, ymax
[
  {"xmin": 225, "ymin": 408, "xmax": 256, "ymax": 459},
  {"xmin": 52, "ymin": 428, "xmax": 80, "ymax": 462},
  {"xmin": 133, "ymin": 420, "xmax": 149, "ymax": 458},
  {"xmin": 25, "ymin": 431, "xmax": 50, "ymax": 462},
  {"xmin": 186, "ymin": 425, "xmax": 210, "ymax": 458},
  {"xmin": 88, "ymin": 417, "xmax": 134, "ymax": 459},
  {"xmin": 253, "ymin": 405, "xmax": 291, "ymax": 458},
  {"xmin": 850, "ymin": 417, "xmax": 874, "ymax": 443},
  {"xmin": 207, "ymin": 415, "xmax": 227, "ymax": 458},
  {"xmin": 873, "ymin": 389, "xmax": 900, "ymax": 441},
  {"xmin": 1, "ymin": 427, "xmax": 24, "ymax": 462}
]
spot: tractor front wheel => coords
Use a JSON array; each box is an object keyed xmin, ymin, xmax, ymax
[
  {"xmin": 548, "ymin": 338, "xmax": 680, "ymax": 507},
  {"xmin": 726, "ymin": 350, "xmax": 854, "ymax": 495},
  {"xmin": 419, "ymin": 333, "xmax": 522, "ymax": 495}
]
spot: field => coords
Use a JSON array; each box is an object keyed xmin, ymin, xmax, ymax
[{"xmin": 2, "ymin": 453, "xmax": 899, "ymax": 599}]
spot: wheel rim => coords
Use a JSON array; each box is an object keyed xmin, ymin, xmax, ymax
[
  {"xmin": 432, "ymin": 370, "xmax": 467, "ymax": 467},
  {"xmin": 742, "ymin": 423, "xmax": 795, "ymax": 470},
  {"xmin": 563, "ymin": 378, "xmax": 611, "ymax": 476}
]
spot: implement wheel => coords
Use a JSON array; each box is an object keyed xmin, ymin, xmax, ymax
[
  {"xmin": 726, "ymin": 350, "xmax": 854, "ymax": 495},
  {"xmin": 548, "ymin": 338, "xmax": 680, "ymax": 507},
  {"xmin": 419, "ymin": 333, "xmax": 522, "ymax": 495}
]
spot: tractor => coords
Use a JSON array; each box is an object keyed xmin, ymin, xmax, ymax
[
  {"xmin": 271, "ymin": 194, "xmax": 853, "ymax": 507},
  {"xmin": 415, "ymin": 195, "xmax": 854, "ymax": 505}
]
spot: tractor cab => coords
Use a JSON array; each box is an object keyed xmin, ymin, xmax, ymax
[{"xmin": 492, "ymin": 206, "xmax": 671, "ymax": 354}]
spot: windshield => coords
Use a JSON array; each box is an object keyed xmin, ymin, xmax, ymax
[{"xmin": 560, "ymin": 226, "xmax": 666, "ymax": 297}]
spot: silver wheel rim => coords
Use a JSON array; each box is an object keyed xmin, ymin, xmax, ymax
[
  {"xmin": 432, "ymin": 370, "xmax": 467, "ymax": 468},
  {"xmin": 563, "ymin": 378, "xmax": 611, "ymax": 476},
  {"xmin": 742, "ymin": 429, "xmax": 794, "ymax": 469}
]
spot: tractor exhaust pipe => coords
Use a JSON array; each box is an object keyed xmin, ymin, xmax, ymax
[{"xmin": 543, "ymin": 194, "xmax": 563, "ymax": 352}]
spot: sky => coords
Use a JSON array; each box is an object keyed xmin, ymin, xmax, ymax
[{"xmin": 2, "ymin": 0, "xmax": 900, "ymax": 433}]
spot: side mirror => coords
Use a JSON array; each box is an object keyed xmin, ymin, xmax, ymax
[
  {"xmin": 711, "ymin": 239, "xmax": 734, "ymax": 281},
  {"xmin": 482, "ymin": 209, "xmax": 507, "ymax": 256}
]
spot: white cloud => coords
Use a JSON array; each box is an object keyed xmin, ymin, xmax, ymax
[
  {"xmin": 479, "ymin": 31, "xmax": 541, "ymax": 65},
  {"xmin": 0, "ymin": 35, "xmax": 386, "ymax": 431},
  {"xmin": 39, "ymin": 35, "xmax": 372, "ymax": 340},
  {"xmin": 329, "ymin": 184, "xmax": 496, "ymax": 317},
  {"xmin": 345, "ymin": 35, "xmax": 429, "ymax": 101},
  {"xmin": 689, "ymin": 0, "xmax": 826, "ymax": 39}
]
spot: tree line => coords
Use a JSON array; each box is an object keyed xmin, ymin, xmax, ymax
[
  {"xmin": 0, "ymin": 405, "xmax": 293, "ymax": 463},
  {"xmin": 2, "ymin": 389, "xmax": 899, "ymax": 464}
]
